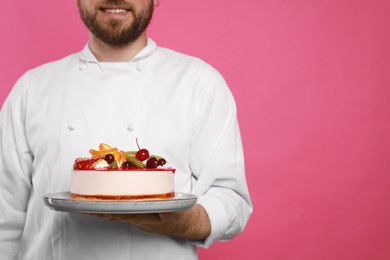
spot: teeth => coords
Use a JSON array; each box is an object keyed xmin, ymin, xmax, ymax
[{"xmin": 105, "ymin": 9, "xmax": 127, "ymax": 14}]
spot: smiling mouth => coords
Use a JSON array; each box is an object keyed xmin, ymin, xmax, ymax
[{"xmin": 101, "ymin": 8, "xmax": 130, "ymax": 14}]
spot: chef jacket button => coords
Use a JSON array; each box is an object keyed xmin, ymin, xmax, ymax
[
  {"xmin": 136, "ymin": 64, "xmax": 143, "ymax": 71},
  {"xmin": 68, "ymin": 125, "xmax": 76, "ymax": 131},
  {"xmin": 127, "ymin": 124, "xmax": 135, "ymax": 131},
  {"xmin": 79, "ymin": 63, "xmax": 87, "ymax": 71}
]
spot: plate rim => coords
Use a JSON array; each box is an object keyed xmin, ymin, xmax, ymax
[{"xmin": 43, "ymin": 191, "xmax": 198, "ymax": 214}]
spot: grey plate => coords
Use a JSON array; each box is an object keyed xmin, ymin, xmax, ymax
[{"xmin": 44, "ymin": 192, "xmax": 197, "ymax": 214}]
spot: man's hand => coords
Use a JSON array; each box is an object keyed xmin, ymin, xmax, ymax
[{"xmin": 89, "ymin": 204, "xmax": 211, "ymax": 241}]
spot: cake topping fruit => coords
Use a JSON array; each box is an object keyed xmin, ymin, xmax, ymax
[
  {"xmin": 73, "ymin": 158, "xmax": 109, "ymax": 170},
  {"xmin": 125, "ymin": 152, "xmax": 145, "ymax": 168},
  {"xmin": 146, "ymin": 157, "xmax": 158, "ymax": 168},
  {"xmin": 89, "ymin": 143, "xmax": 126, "ymax": 167},
  {"xmin": 73, "ymin": 142, "xmax": 170, "ymax": 171},
  {"xmin": 104, "ymin": 154, "xmax": 115, "ymax": 164},
  {"xmin": 135, "ymin": 138, "xmax": 150, "ymax": 161},
  {"xmin": 157, "ymin": 158, "xmax": 167, "ymax": 166},
  {"xmin": 121, "ymin": 161, "xmax": 133, "ymax": 169}
]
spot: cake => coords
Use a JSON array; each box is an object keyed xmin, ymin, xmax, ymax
[{"xmin": 71, "ymin": 142, "xmax": 175, "ymax": 200}]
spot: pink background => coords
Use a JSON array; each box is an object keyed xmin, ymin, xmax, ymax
[{"xmin": 1, "ymin": 1, "xmax": 390, "ymax": 259}]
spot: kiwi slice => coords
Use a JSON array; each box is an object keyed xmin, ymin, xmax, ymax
[
  {"xmin": 109, "ymin": 160, "xmax": 118, "ymax": 169},
  {"xmin": 125, "ymin": 152, "xmax": 145, "ymax": 168}
]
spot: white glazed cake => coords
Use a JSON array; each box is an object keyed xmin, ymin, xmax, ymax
[
  {"xmin": 71, "ymin": 143, "xmax": 175, "ymax": 200},
  {"xmin": 71, "ymin": 170, "xmax": 175, "ymax": 200}
]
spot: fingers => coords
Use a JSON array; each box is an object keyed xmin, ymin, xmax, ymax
[
  {"xmin": 85, "ymin": 213, "xmax": 128, "ymax": 223},
  {"xmin": 158, "ymin": 212, "xmax": 173, "ymax": 221},
  {"xmin": 86, "ymin": 212, "xmax": 179, "ymax": 227}
]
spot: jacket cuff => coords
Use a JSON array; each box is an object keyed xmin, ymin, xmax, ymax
[{"xmin": 191, "ymin": 195, "xmax": 229, "ymax": 248}]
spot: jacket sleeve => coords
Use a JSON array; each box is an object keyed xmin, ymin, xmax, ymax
[
  {"xmin": 190, "ymin": 65, "xmax": 252, "ymax": 248},
  {"xmin": 0, "ymin": 73, "xmax": 33, "ymax": 258}
]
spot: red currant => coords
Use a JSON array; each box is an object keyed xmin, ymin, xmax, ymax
[
  {"xmin": 121, "ymin": 161, "xmax": 134, "ymax": 169},
  {"xmin": 104, "ymin": 154, "xmax": 115, "ymax": 164},
  {"xmin": 157, "ymin": 158, "xmax": 166, "ymax": 166},
  {"xmin": 146, "ymin": 157, "xmax": 158, "ymax": 168}
]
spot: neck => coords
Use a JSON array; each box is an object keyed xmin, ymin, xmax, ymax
[{"xmin": 88, "ymin": 32, "xmax": 148, "ymax": 62}]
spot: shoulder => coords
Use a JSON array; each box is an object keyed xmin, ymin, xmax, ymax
[
  {"xmin": 157, "ymin": 46, "xmax": 219, "ymax": 72},
  {"xmin": 2, "ymin": 52, "xmax": 80, "ymax": 107},
  {"xmin": 25, "ymin": 52, "xmax": 80, "ymax": 81},
  {"xmin": 154, "ymin": 46, "xmax": 236, "ymax": 110},
  {"xmin": 154, "ymin": 46, "xmax": 226, "ymax": 88}
]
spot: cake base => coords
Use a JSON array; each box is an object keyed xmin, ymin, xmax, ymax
[
  {"xmin": 71, "ymin": 192, "xmax": 175, "ymax": 201},
  {"xmin": 71, "ymin": 170, "xmax": 175, "ymax": 201}
]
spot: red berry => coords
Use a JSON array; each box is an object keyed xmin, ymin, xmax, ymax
[
  {"xmin": 157, "ymin": 158, "xmax": 166, "ymax": 166},
  {"xmin": 121, "ymin": 161, "xmax": 134, "ymax": 169},
  {"xmin": 136, "ymin": 149, "xmax": 149, "ymax": 161},
  {"xmin": 74, "ymin": 158, "xmax": 99, "ymax": 170},
  {"xmin": 104, "ymin": 154, "xmax": 115, "ymax": 164},
  {"xmin": 146, "ymin": 157, "xmax": 158, "ymax": 168}
]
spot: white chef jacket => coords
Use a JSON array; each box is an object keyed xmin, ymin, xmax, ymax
[{"xmin": 0, "ymin": 39, "xmax": 252, "ymax": 259}]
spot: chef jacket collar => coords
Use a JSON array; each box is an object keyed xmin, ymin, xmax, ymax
[{"xmin": 79, "ymin": 38, "xmax": 158, "ymax": 63}]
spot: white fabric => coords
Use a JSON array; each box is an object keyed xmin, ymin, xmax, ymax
[{"xmin": 0, "ymin": 39, "xmax": 252, "ymax": 259}]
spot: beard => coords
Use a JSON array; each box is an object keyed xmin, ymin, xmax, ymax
[{"xmin": 78, "ymin": 0, "xmax": 154, "ymax": 46}]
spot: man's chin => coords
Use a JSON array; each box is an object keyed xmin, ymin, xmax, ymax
[
  {"xmin": 93, "ymin": 24, "xmax": 135, "ymax": 43},
  {"xmin": 96, "ymin": 17, "xmax": 132, "ymax": 31}
]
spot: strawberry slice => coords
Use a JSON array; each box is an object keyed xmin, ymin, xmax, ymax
[{"xmin": 73, "ymin": 158, "xmax": 100, "ymax": 170}]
